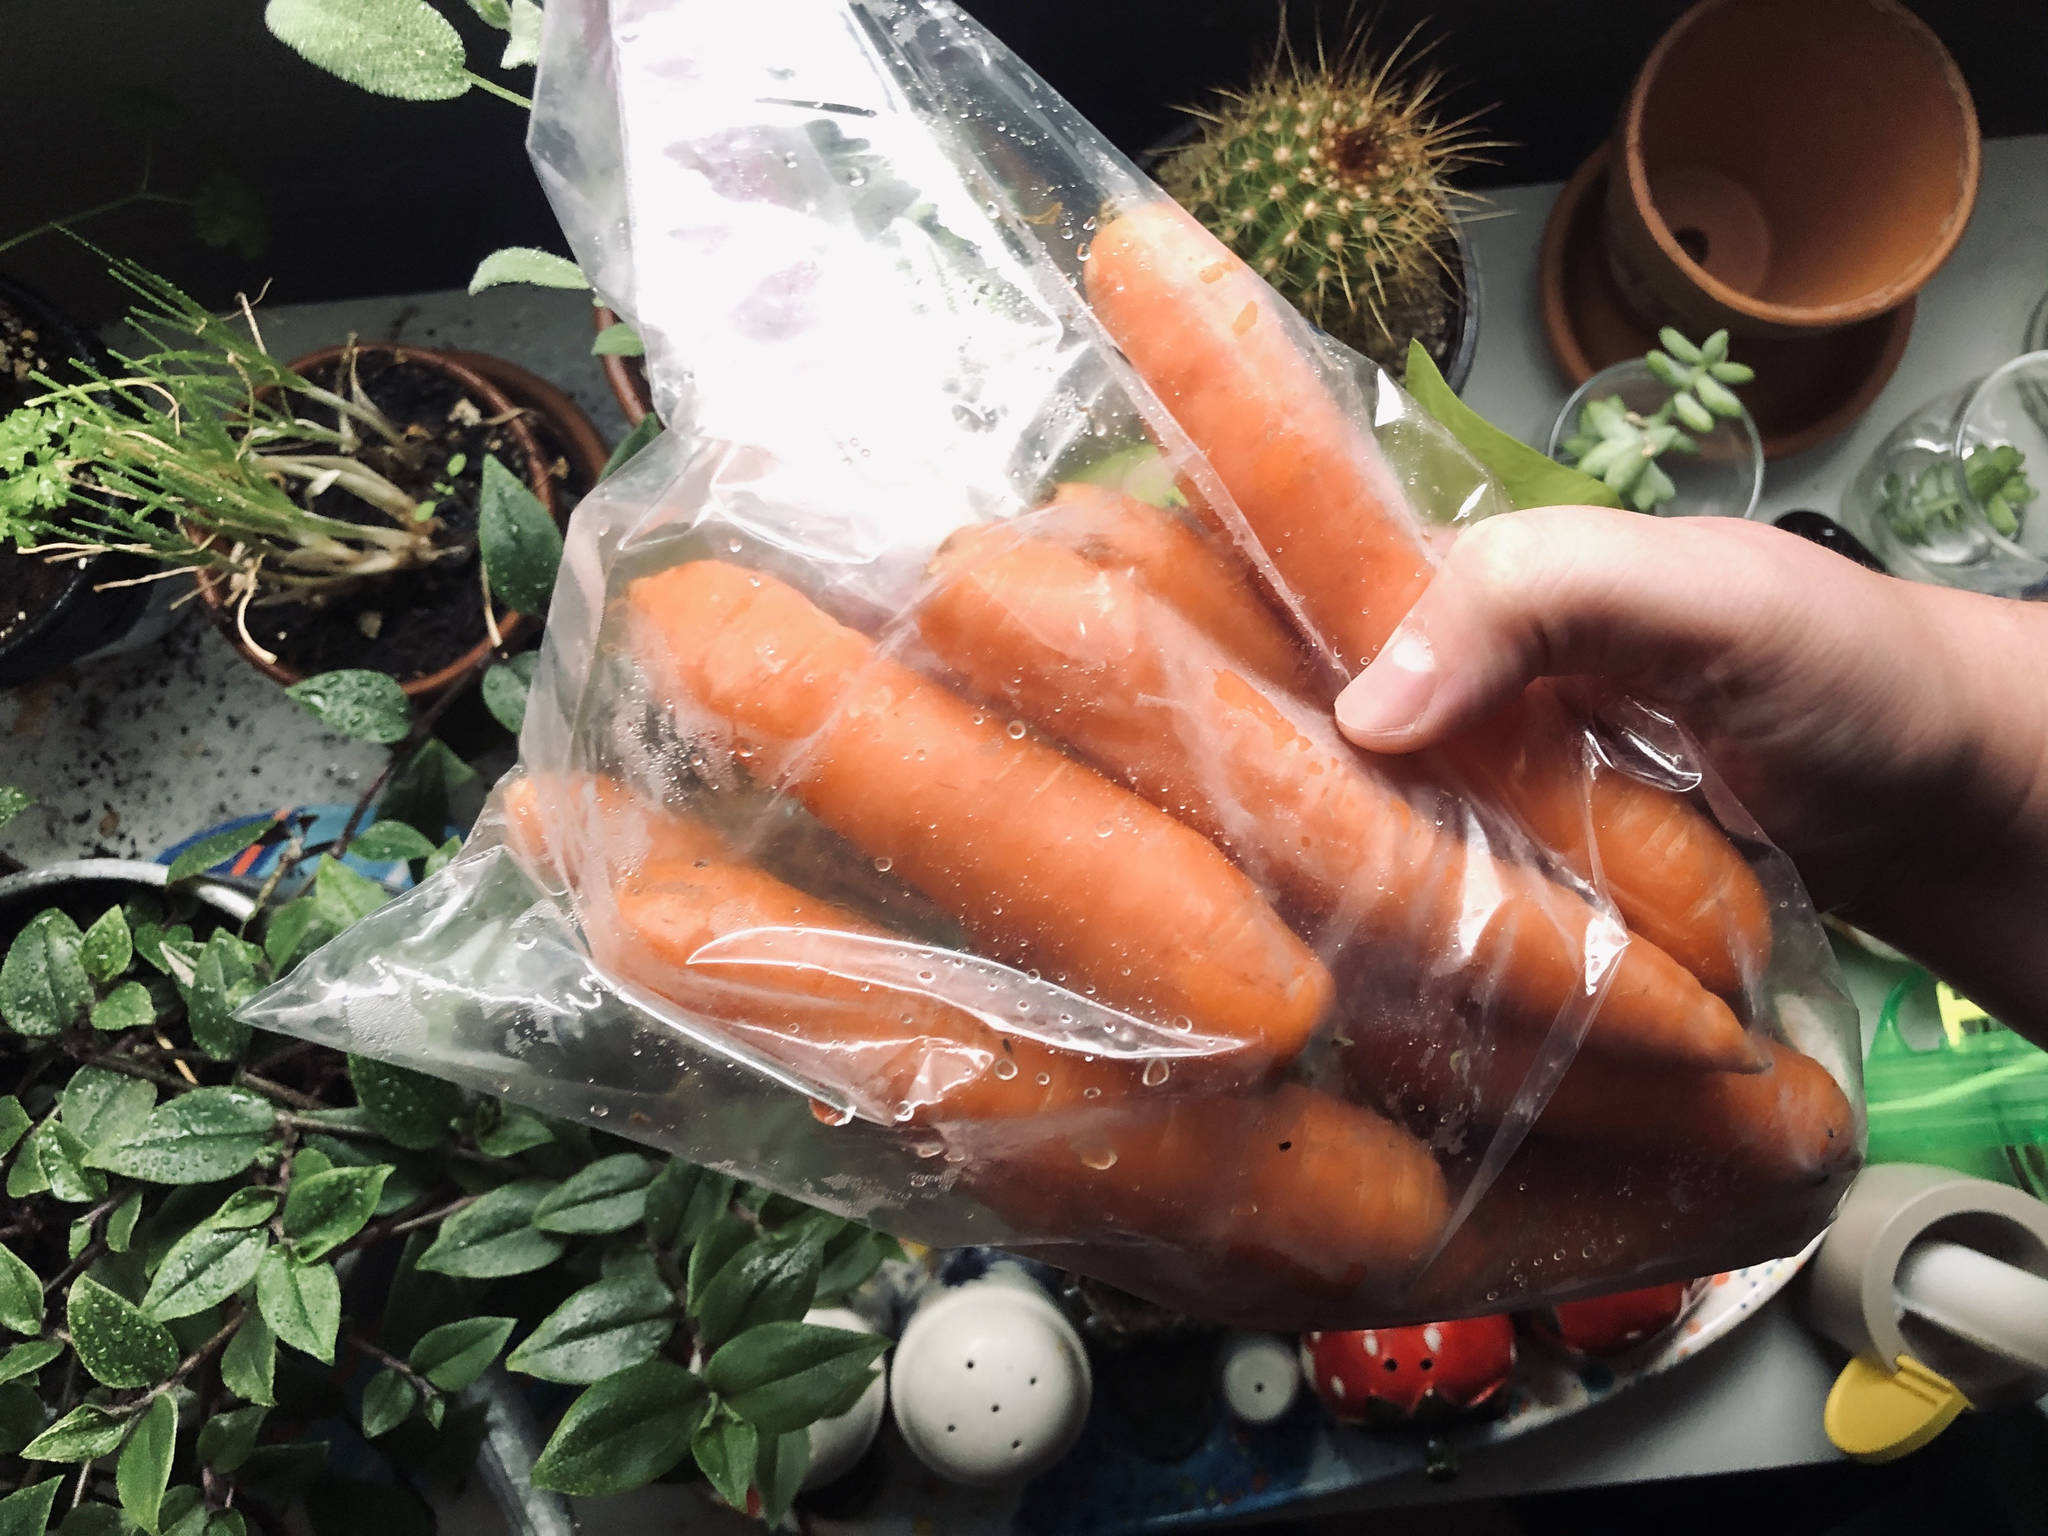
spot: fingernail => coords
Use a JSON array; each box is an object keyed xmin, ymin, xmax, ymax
[{"xmin": 1335, "ymin": 627, "xmax": 1438, "ymax": 740}]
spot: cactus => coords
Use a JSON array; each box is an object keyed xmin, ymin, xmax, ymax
[
  {"xmin": 1558, "ymin": 328, "xmax": 1752, "ymax": 514},
  {"xmin": 1157, "ymin": 29, "xmax": 1493, "ymax": 377}
]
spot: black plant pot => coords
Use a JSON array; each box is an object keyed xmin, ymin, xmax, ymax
[
  {"xmin": 0, "ymin": 276, "xmax": 150, "ymax": 690},
  {"xmin": 0, "ymin": 858, "xmax": 256, "ymax": 938}
]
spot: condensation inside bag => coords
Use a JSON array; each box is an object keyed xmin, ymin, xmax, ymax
[{"xmin": 246, "ymin": 0, "xmax": 1865, "ymax": 1327}]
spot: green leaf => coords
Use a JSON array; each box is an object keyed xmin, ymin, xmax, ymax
[
  {"xmin": 468, "ymin": 248, "xmax": 587, "ymax": 294},
  {"xmin": 0, "ymin": 1480, "xmax": 62, "ymax": 1536},
  {"xmin": 195, "ymin": 1405, "xmax": 266, "ymax": 1474},
  {"xmin": 312, "ymin": 857, "xmax": 388, "ymax": 930},
  {"xmin": 232, "ymin": 1441, "xmax": 327, "ymax": 1496},
  {"xmin": 479, "ymin": 455, "xmax": 563, "ymax": 616},
  {"xmin": 4, "ymin": 1128, "xmax": 49, "ymax": 1199},
  {"xmin": 263, "ymin": 0, "xmax": 470, "ymax": 100},
  {"xmin": 158, "ymin": 1488, "xmax": 203, "ymax": 1536},
  {"xmin": 166, "ymin": 825, "xmax": 269, "ymax": 884},
  {"xmin": 691, "ymin": 1232, "xmax": 822, "ymax": 1354},
  {"xmin": 70, "ymin": 1275, "xmax": 179, "ymax": 1387},
  {"xmin": 532, "ymin": 1153, "xmax": 656, "ymax": 1235},
  {"xmin": 359, "ymin": 1369, "xmax": 414, "ymax": 1438},
  {"xmin": 504, "ymin": 1272, "xmax": 675, "ymax": 1385},
  {"xmin": 600, "ymin": 413, "xmax": 663, "ymax": 481},
  {"xmin": 182, "ymin": 930, "xmax": 262, "ymax": 1060},
  {"xmin": 692, "ymin": 1412, "xmax": 756, "ymax": 1511},
  {"xmin": 416, "ymin": 1180, "xmax": 565, "ymax": 1278},
  {"xmin": 117, "ymin": 1395, "xmax": 177, "ymax": 1532},
  {"xmin": 56, "ymin": 1507, "xmax": 127, "ymax": 1536},
  {"xmin": 2, "ymin": 910, "xmax": 92, "ymax": 1036},
  {"xmin": 79, "ymin": 908, "xmax": 133, "ymax": 985},
  {"xmin": 220, "ymin": 1314, "xmax": 276, "ymax": 1405},
  {"xmin": 500, "ymin": 0, "xmax": 542, "ymax": 67},
  {"xmin": 92, "ymin": 984, "xmax": 158, "ymax": 1033},
  {"xmin": 0, "ymin": 1382, "xmax": 45, "ymax": 1457},
  {"xmin": 529, "ymin": 1361, "xmax": 708, "ymax": 1497},
  {"xmin": 422, "ymin": 836, "xmax": 463, "ymax": 878},
  {"xmin": 376, "ymin": 741, "xmax": 474, "ymax": 850},
  {"xmin": 206, "ymin": 1188, "xmax": 280, "ymax": 1232},
  {"xmin": 348, "ymin": 1056, "xmax": 459, "ymax": 1151},
  {"xmin": 590, "ymin": 321, "xmax": 645, "ymax": 358},
  {"xmin": 204, "ymin": 1513, "xmax": 247, "ymax": 1536},
  {"xmin": 23, "ymin": 1403, "xmax": 126, "ymax": 1462},
  {"xmin": 480, "ymin": 653, "xmax": 537, "ymax": 734},
  {"xmin": 407, "ymin": 1316, "xmax": 515, "ymax": 1392},
  {"xmin": 61, "ymin": 1068, "xmax": 156, "ymax": 1152},
  {"xmin": 0, "ymin": 1245, "xmax": 41, "ymax": 1334},
  {"xmin": 1403, "ymin": 341, "xmax": 1623, "ymax": 513},
  {"xmin": 255, "ymin": 1251, "xmax": 339, "ymax": 1363},
  {"xmin": 106, "ymin": 1192, "xmax": 143, "ymax": 1254},
  {"xmin": 467, "ymin": 0, "xmax": 511, "ymax": 25},
  {"xmin": 0, "ymin": 1096, "xmax": 28, "ymax": 1159},
  {"xmin": 0, "ymin": 1340, "xmax": 62, "ymax": 1383},
  {"xmin": 345, "ymin": 822, "xmax": 437, "ymax": 863},
  {"xmin": 131, "ymin": 924, "xmax": 192, "ymax": 977},
  {"xmin": 285, "ymin": 671, "xmax": 413, "ymax": 744},
  {"xmin": 472, "ymin": 1101, "xmax": 553, "ymax": 1158},
  {"xmin": 91, "ymin": 1089, "xmax": 274, "ymax": 1184},
  {"xmin": 33, "ymin": 1120, "xmax": 106, "ymax": 1204},
  {"xmin": 756, "ymin": 1429, "xmax": 809, "ymax": 1525},
  {"xmin": 281, "ymin": 1166, "xmax": 389, "ymax": 1260},
  {"xmin": 687, "ymin": 1213, "xmax": 752, "ymax": 1312},
  {"xmin": 702, "ymin": 1321, "xmax": 888, "ymax": 1435},
  {"xmin": 815, "ymin": 1228, "xmax": 892, "ymax": 1304},
  {"xmin": 0, "ymin": 788, "xmax": 31, "ymax": 832}
]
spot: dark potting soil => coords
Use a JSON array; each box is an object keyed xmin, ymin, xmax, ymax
[
  {"xmin": 0, "ymin": 293, "xmax": 87, "ymax": 650},
  {"xmin": 240, "ymin": 351, "xmax": 538, "ymax": 684}
]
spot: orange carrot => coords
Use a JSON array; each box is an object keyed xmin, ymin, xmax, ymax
[
  {"xmin": 918, "ymin": 527, "xmax": 1759, "ymax": 1073},
  {"xmin": 596, "ymin": 853, "xmax": 1143, "ymax": 1125},
  {"xmin": 1345, "ymin": 1023, "xmax": 1857, "ymax": 1186},
  {"xmin": 500, "ymin": 773, "xmax": 730, "ymax": 888},
  {"xmin": 981, "ymin": 1082, "xmax": 1451, "ymax": 1307},
  {"xmin": 1407, "ymin": 1135, "xmax": 1852, "ymax": 1315},
  {"xmin": 624, "ymin": 559, "xmax": 1333, "ymax": 1066},
  {"xmin": 1085, "ymin": 200, "xmax": 1771, "ymax": 995},
  {"xmin": 1029, "ymin": 482, "xmax": 1317, "ymax": 692}
]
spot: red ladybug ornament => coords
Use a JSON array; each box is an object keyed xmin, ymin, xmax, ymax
[
  {"xmin": 1301, "ymin": 1315, "xmax": 1516, "ymax": 1425},
  {"xmin": 1528, "ymin": 1280, "xmax": 1703, "ymax": 1359}
]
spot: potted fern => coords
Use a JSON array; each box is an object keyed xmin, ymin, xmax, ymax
[{"xmin": 0, "ymin": 261, "xmax": 569, "ymax": 699}]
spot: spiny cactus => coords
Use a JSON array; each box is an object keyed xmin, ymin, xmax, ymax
[{"xmin": 1158, "ymin": 28, "xmax": 1494, "ymax": 377}]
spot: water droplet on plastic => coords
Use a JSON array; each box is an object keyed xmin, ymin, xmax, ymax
[
  {"xmin": 727, "ymin": 538, "xmax": 743, "ymax": 553},
  {"xmin": 1079, "ymin": 1145, "xmax": 1118, "ymax": 1171},
  {"xmin": 1082, "ymin": 1086, "xmax": 1102, "ymax": 1100},
  {"xmin": 1095, "ymin": 821, "xmax": 1113, "ymax": 837},
  {"xmin": 913, "ymin": 1139, "xmax": 944, "ymax": 1158},
  {"xmin": 1035, "ymin": 1071, "xmax": 1051, "ymax": 1086},
  {"xmin": 1006, "ymin": 720, "xmax": 1027, "ymax": 740},
  {"xmin": 1141, "ymin": 1059, "xmax": 1171, "ymax": 1087},
  {"xmin": 992, "ymin": 1058, "xmax": 1019, "ymax": 1080},
  {"xmin": 917, "ymin": 968, "xmax": 936, "ymax": 984},
  {"xmin": 1075, "ymin": 242, "xmax": 1091, "ymax": 261},
  {"xmin": 811, "ymin": 1100, "xmax": 854, "ymax": 1127},
  {"xmin": 874, "ymin": 855, "xmax": 894, "ymax": 873},
  {"xmin": 846, "ymin": 167, "xmax": 867, "ymax": 185},
  {"xmin": 985, "ymin": 200, "xmax": 1000, "ymax": 217}
]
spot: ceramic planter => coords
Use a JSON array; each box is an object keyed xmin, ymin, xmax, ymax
[
  {"xmin": 195, "ymin": 344, "xmax": 560, "ymax": 700},
  {"xmin": 1605, "ymin": 0, "xmax": 1977, "ymax": 342},
  {"xmin": 591, "ymin": 304, "xmax": 654, "ymax": 426}
]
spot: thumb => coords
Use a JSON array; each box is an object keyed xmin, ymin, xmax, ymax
[{"xmin": 1332, "ymin": 505, "xmax": 1849, "ymax": 752}]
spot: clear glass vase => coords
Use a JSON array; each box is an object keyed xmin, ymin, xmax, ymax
[
  {"xmin": 1840, "ymin": 351, "xmax": 2048, "ymax": 596},
  {"xmin": 1545, "ymin": 359, "xmax": 1764, "ymax": 520}
]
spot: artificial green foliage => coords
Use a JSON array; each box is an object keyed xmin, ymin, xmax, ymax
[
  {"xmin": 1159, "ymin": 30, "xmax": 1494, "ymax": 376},
  {"xmin": 0, "ymin": 818, "xmax": 899, "ymax": 1533},
  {"xmin": 1880, "ymin": 442, "xmax": 2037, "ymax": 544},
  {"xmin": 1556, "ymin": 328, "xmax": 1754, "ymax": 514}
]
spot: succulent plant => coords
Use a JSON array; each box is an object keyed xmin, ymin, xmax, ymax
[
  {"xmin": 1558, "ymin": 328, "xmax": 1752, "ymax": 514},
  {"xmin": 1157, "ymin": 29, "xmax": 1493, "ymax": 377},
  {"xmin": 1880, "ymin": 442, "xmax": 2036, "ymax": 543}
]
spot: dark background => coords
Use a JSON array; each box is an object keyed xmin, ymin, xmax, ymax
[{"xmin": 4, "ymin": 0, "xmax": 2046, "ymax": 321}]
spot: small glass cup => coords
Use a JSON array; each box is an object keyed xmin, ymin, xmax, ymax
[
  {"xmin": 1841, "ymin": 351, "xmax": 2048, "ymax": 596},
  {"xmin": 1545, "ymin": 359, "xmax": 1765, "ymax": 520}
]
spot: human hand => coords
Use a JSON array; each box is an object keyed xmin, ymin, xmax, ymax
[{"xmin": 1333, "ymin": 506, "xmax": 2048, "ymax": 1040}]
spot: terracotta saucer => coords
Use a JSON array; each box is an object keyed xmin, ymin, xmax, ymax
[{"xmin": 1538, "ymin": 145, "xmax": 1914, "ymax": 461}]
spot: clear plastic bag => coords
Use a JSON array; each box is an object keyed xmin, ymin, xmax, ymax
[{"xmin": 246, "ymin": 0, "xmax": 1864, "ymax": 1327}]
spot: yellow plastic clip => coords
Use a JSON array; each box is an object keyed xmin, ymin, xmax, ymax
[
  {"xmin": 1823, "ymin": 1353, "xmax": 1971, "ymax": 1463},
  {"xmin": 1935, "ymin": 982, "xmax": 1991, "ymax": 1047}
]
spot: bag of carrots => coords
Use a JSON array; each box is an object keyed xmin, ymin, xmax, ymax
[{"xmin": 246, "ymin": 0, "xmax": 1864, "ymax": 1327}]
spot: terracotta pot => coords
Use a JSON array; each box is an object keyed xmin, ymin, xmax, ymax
[
  {"xmin": 1541, "ymin": 144, "xmax": 1915, "ymax": 461},
  {"xmin": 1606, "ymin": 0, "xmax": 1977, "ymax": 341},
  {"xmin": 443, "ymin": 349, "xmax": 611, "ymax": 501},
  {"xmin": 591, "ymin": 304, "xmax": 654, "ymax": 426},
  {"xmin": 196, "ymin": 344, "xmax": 559, "ymax": 699}
]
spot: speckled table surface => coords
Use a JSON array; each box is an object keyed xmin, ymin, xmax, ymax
[{"xmin": 0, "ymin": 285, "xmax": 632, "ymax": 870}]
